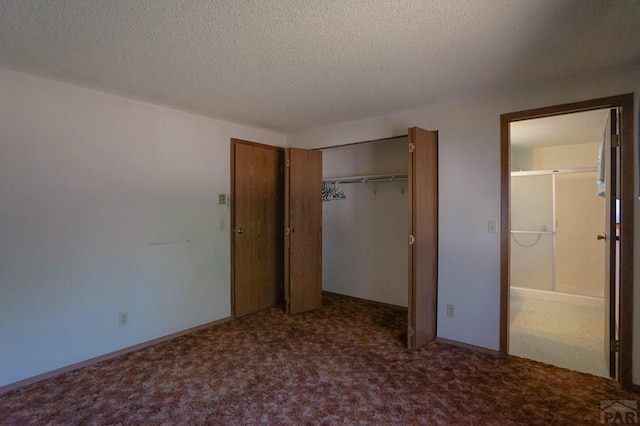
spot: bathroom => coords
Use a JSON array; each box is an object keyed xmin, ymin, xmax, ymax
[{"xmin": 508, "ymin": 108, "xmax": 614, "ymax": 378}]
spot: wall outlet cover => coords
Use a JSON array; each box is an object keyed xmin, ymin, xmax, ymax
[{"xmin": 119, "ymin": 311, "xmax": 128, "ymax": 326}]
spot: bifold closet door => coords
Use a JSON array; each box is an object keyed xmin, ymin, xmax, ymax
[
  {"xmin": 407, "ymin": 127, "xmax": 438, "ymax": 350},
  {"xmin": 284, "ymin": 148, "xmax": 323, "ymax": 314}
]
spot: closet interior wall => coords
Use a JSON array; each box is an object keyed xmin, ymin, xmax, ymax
[{"xmin": 321, "ymin": 137, "xmax": 408, "ymax": 307}]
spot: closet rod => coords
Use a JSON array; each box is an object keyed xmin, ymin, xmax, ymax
[{"xmin": 323, "ymin": 173, "xmax": 408, "ymax": 184}]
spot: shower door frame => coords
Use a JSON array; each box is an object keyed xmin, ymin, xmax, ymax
[
  {"xmin": 499, "ymin": 94, "xmax": 635, "ymax": 388},
  {"xmin": 510, "ymin": 167, "xmax": 599, "ymax": 294}
]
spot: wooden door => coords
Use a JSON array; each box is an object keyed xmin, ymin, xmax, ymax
[
  {"xmin": 231, "ymin": 139, "xmax": 284, "ymax": 318},
  {"xmin": 603, "ymin": 108, "xmax": 619, "ymax": 378},
  {"xmin": 407, "ymin": 127, "xmax": 439, "ymax": 349},
  {"xmin": 284, "ymin": 148, "xmax": 323, "ymax": 314}
]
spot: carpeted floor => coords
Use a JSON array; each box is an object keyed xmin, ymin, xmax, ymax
[{"xmin": 1, "ymin": 293, "xmax": 637, "ymax": 425}]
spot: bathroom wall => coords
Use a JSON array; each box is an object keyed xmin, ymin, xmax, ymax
[
  {"xmin": 511, "ymin": 146, "xmax": 533, "ymax": 171},
  {"xmin": 531, "ymin": 142, "xmax": 600, "ymax": 170}
]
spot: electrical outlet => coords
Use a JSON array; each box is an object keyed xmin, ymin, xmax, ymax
[
  {"xmin": 488, "ymin": 219, "xmax": 497, "ymax": 234},
  {"xmin": 218, "ymin": 194, "xmax": 227, "ymax": 205},
  {"xmin": 219, "ymin": 218, "xmax": 226, "ymax": 230},
  {"xmin": 446, "ymin": 304, "xmax": 455, "ymax": 318},
  {"xmin": 119, "ymin": 311, "xmax": 128, "ymax": 326}
]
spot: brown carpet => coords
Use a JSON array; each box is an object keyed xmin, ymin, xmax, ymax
[{"xmin": 1, "ymin": 293, "xmax": 637, "ymax": 425}]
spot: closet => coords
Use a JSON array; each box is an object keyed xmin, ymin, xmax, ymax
[
  {"xmin": 320, "ymin": 127, "xmax": 438, "ymax": 349},
  {"xmin": 231, "ymin": 127, "xmax": 438, "ymax": 350},
  {"xmin": 321, "ymin": 136, "xmax": 409, "ymax": 307}
]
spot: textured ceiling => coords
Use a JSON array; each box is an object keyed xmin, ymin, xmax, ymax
[
  {"xmin": 0, "ymin": 1, "xmax": 639, "ymax": 132},
  {"xmin": 511, "ymin": 109, "xmax": 610, "ymax": 148}
]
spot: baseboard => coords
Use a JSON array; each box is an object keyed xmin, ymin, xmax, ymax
[
  {"xmin": 435, "ymin": 337, "xmax": 502, "ymax": 358},
  {"xmin": 0, "ymin": 316, "xmax": 232, "ymax": 395},
  {"xmin": 323, "ymin": 291, "xmax": 408, "ymax": 311}
]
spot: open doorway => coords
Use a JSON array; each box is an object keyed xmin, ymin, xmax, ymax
[
  {"xmin": 500, "ymin": 94, "xmax": 634, "ymax": 387},
  {"xmin": 508, "ymin": 109, "xmax": 611, "ymax": 377}
]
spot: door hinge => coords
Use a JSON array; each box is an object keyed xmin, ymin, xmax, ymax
[
  {"xmin": 611, "ymin": 134, "xmax": 620, "ymax": 148},
  {"xmin": 409, "ymin": 143, "xmax": 415, "ymax": 153},
  {"xmin": 409, "ymin": 235, "xmax": 416, "ymax": 245},
  {"xmin": 286, "ymin": 159, "xmax": 291, "ymax": 167},
  {"xmin": 611, "ymin": 338, "xmax": 619, "ymax": 352},
  {"xmin": 286, "ymin": 227, "xmax": 291, "ymax": 236},
  {"xmin": 408, "ymin": 327, "xmax": 415, "ymax": 336}
]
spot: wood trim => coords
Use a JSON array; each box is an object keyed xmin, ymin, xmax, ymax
[
  {"xmin": 230, "ymin": 138, "xmax": 284, "ymax": 151},
  {"xmin": 435, "ymin": 337, "xmax": 502, "ymax": 358},
  {"xmin": 323, "ymin": 291, "xmax": 408, "ymax": 311},
  {"xmin": 284, "ymin": 148, "xmax": 291, "ymax": 312},
  {"xmin": 314, "ymin": 134, "xmax": 408, "ymax": 151},
  {"xmin": 499, "ymin": 93, "xmax": 635, "ymax": 388},
  {"xmin": 230, "ymin": 140, "xmax": 236, "ymax": 319},
  {"xmin": 0, "ymin": 317, "xmax": 232, "ymax": 396},
  {"xmin": 499, "ymin": 114, "xmax": 510, "ymax": 357},
  {"xmin": 617, "ymin": 94, "xmax": 634, "ymax": 389},
  {"xmin": 499, "ymin": 94, "xmax": 634, "ymax": 122}
]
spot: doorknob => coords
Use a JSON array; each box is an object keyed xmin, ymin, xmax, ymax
[
  {"xmin": 235, "ymin": 228, "xmax": 244, "ymax": 234},
  {"xmin": 597, "ymin": 234, "xmax": 606, "ymax": 240}
]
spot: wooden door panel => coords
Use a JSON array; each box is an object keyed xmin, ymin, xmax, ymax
[
  {"xmin": 285, "ymin": 148, "xmax": 322, "ymax": 314},
  {"xmin": 408, "ymin": 127, "xmax": 438, "ymax": 349},
  {"xmin": 604, "ymin": 108, "xmax": 618, "ymax": 378},
  {"xmin": 231, "ymin": 139, "xmax": 283, "ymax": 318}
]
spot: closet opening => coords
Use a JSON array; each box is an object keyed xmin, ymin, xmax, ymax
[
  {"xmin": 320, "ymin": 135, "xmax": 409, "ymax": 312},
  {"xmin": 318, "ymin": 127, "xmax": 439, "ymax": 350}
]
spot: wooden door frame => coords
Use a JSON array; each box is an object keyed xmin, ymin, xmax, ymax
[
  {"xmin": 230, "ymin": 138, "xmax": 284, "ymax": 319},
  {"xmin": 499, "ymin": 94, "xmax": 635, "ymax": 387}
]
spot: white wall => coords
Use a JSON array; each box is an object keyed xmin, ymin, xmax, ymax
[
  {"xmin": 322, "ymin": 139, "xmax": 408, "ymax": 306},
  {"xmin": 2, "ymin": 63, "xmax": 638, "ymax": 388},
  {"xmin": 288, "ymin": 64, "xmax": 640, "ymax": 385},
  {"xmin": 0, "ymin": 68, "xmax": 286, "ymax": 387},
  {"xmin": 531, "ymin": 142, "xmax": 600, "ymax": 170}
]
